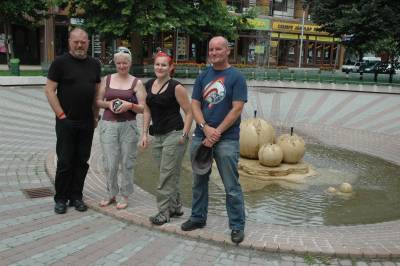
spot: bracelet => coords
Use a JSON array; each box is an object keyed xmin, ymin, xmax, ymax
[
  {"xmin": 131, "ymin": 103, "xmax": 134, "ymax": 110},
  {"xmin": 199, "ymin": 122, "xmax": 207, "ymax": 131},
  {"xmin": 57, "ymin": 111, "xmax": 65, "ymax": 119}
]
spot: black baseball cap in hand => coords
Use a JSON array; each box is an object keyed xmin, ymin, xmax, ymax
[{"xmin": 191, "ymin": 144, "xmax": 213, "ymax": 175}]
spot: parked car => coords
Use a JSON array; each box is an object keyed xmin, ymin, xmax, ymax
[
  {"xmin": 363, "ymin": 62, "xmax": 396, "ymax": 74},
  {"xmin": 389, "ymin": 62, "xmax": 400, "ymax": 74},
  {"xmin": 360, "ymin": 61, "xmax": 380, "ymax": 73},
  {"xmin": 342, "ymin": 61, "xmax": 364, "ymax": 73}
]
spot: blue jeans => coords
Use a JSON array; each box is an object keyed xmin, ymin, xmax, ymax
[{"xmin": 189, "ymin": 137, "xmax": 245, "ymax": 230}]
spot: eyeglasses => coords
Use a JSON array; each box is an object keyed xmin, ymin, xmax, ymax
[{"xmin": 116, "ymin": 46, "xmax": 131, "ymax": 56}]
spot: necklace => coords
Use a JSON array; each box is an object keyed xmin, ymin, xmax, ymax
[{"xmin": 152, "ymin": 78, "xmax": 170, "ymax": 94}]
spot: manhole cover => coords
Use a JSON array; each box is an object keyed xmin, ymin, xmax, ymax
[{"xmin": 21, "ymin": 187, "xmax": 54, "ymax": 199}]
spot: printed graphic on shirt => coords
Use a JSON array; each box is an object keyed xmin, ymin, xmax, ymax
[{"xmin": 202, "ymin": 77, "xmax": 226, "ymax": 108}]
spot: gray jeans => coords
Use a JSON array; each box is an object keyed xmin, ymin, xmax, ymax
[
  {"xmin": 99, "ymin": 120, "xmax": 138, "ymax": 198},
  {"xmin": 152, "ymin": 130, "xmax": 188, "ymax": 214}
]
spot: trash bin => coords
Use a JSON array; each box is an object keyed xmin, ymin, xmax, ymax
[
  {"xmin": 10, "ymin": 58, "xmax": 20, "ymax": 76},
  {"xmin": 41, "ymin": 63, "xmax": 50, "ymax": 77}
]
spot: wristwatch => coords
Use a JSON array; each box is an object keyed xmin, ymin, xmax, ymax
[{"xmin": 199, "ymin": 122, "xmax": 207, "ymax": 131}]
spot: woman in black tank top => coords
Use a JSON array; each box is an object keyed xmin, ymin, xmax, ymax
[{"xmin": 140, "ymin": 52, "xmax": 193, "ymax": 225}]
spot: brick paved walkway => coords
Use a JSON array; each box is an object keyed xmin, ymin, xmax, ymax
[{"xmin": 0, "ymin": 85, "xmax": 399, "ymax": 265}]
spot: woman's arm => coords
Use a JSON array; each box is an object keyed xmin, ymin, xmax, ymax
[
  {"xmin": 175, "ymin": 84, "xmax": 193, "ymax": 141},
  {"xmin": 131, "ymin": 79, "xmax": 146, "ymax": 114},
  {"xmin": 139, "ymin": 102, "xmax": 151, "ymax": 149}
]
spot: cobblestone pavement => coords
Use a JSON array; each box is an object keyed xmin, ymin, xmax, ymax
[{"xmin": 0, "ymin": 86, "xmax": 399, "ymax": 266}]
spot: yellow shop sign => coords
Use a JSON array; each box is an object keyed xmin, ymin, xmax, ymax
[
  {"xmin": 247, "ymin": 18, "xmax": 271, "ymax": 31},
  {"xmin": 272, "ymin": 22, "xmax": 329, "ymax": 35}
]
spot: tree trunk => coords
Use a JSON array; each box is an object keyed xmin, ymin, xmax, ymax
[
  {"xmin": 357, "ymin": 49, "xmax": 363, "ymax": 62},
  {"xmin": 131, "ymin": 31, "xmax": 143, "ymax": 65}
]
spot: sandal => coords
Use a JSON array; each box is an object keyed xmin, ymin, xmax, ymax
[
  {"xmin": 99, "ymin": 197, "xmax": 116, "ymax": 207},
  {"xmin": 116, "ymin": 197, "xmax": 128, "ymax": 210}
]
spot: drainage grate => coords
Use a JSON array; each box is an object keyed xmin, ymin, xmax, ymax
[{"xmin": 21, "ymin": 187, "xmax": 54, "ymax": 199}]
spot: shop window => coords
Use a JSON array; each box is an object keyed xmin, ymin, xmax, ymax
[
  {"xmin": 176, "ymin": 33, "xmax": 188, "ymax": 61},
  {"xmin": 226, "ymin": 0, "xmax": 249, "ymax": 13},
  {"xmin": 273, "ymin": 0, "xmax": 288, "ymax": 12},
  {"xmin": 315, "ymin": 43, "xmax": 323, "ymax": 64},
  {"xmin": 307, "ymin": 42, "xmax": 314, "ymax": 64},
  {"xmin": 323, "ymin": 43, "xmax": 332, "ymax": 64},
  {"xmin": 163, "ymin": 33, "xmax": 174, "ymax": 57}
]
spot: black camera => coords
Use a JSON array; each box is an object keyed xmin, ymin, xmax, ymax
[{"xmin": 112, "ymin": 99, "xmax": 123, "ymax": 112}]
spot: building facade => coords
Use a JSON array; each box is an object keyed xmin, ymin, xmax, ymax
[{"xmin": 1, "ymin": 0, "xmax": 344, "ymax": 68}]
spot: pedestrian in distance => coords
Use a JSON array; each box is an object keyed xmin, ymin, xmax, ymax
[
  {"xmin": 180, "ymin": 36, "xmax": 247, "ymax": 244},
  {"xmin": 140, "ymin": 51, "xmax": 193, "ymax": 225},
  {"xmin": 96, "ymin": 47, "xmax": 146, "ymax": 210},
  {"xmin": 44, "ymin": 27, "xmax": 101, "ymax": 214}
]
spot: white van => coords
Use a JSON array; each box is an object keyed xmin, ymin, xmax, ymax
[{"xmin": 362, "ymin": 56, "xmax": 381, "ymax": 62}]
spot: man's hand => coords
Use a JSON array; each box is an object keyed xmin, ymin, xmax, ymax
[
  {"xmin": 203, "ymin": 125, "xmax": 221, "ymax": 144},
  {"xmin": 202, "ymin": 138, "xmax": 214, "ymax": 148}
]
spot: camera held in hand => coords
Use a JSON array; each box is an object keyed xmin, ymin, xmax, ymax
[{"xmin": 112, "ymin": 99, "xmax": 123, "ymax": 112}]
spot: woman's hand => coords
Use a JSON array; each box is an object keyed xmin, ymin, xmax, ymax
[
  {"xmin": 139, "ymin": 133, "xmax": 150, "ymax": 150},
  {"xmin": 179, "ymin": 133, "xmax": 189, "ymax": 145},
  {"xmin": 112, "ymin": 99, "xmax": 132, "ymax": 114},
  {"xmin": 109, "ymin": 100, "xmax": 118, "ymax": 113}
]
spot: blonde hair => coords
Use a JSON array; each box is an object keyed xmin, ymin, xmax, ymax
[{"xmin": 113, "ymin": 51, "xmax": 132, "ymax": 63}]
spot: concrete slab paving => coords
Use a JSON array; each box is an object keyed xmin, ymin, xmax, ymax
[{"xmin": 0, "ymin": 84, "xmax": 399, "ymax": 265}]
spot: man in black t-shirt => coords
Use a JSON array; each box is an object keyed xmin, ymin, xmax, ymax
[{"xmin": 44, "ymin": 27, "xmax": 101, "ymax": 214}]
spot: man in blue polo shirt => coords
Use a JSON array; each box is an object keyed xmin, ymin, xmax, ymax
[{"xmin": 181, "ymin": 36, "xmax": 247, "ymax": 244}]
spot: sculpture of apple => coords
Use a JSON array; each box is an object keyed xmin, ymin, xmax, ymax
[
  {"xmin": 258, "ymin": 144, "xmax": 283, "ymax": 167},
  {"xmin": 339, "ymin": 182, "xmax": 353, "ymax": 193},
  {"xmin": 277, "ymin": 128, "xmax": 305, "ymax": 164},
  {"xmin": 240, "ymin": 117, "xmax": 275, "ymax": 159}
]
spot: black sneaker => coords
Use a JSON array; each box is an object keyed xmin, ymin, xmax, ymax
[
  {"xmin": 54, "ymin": 201, "xmax": 67, "ymax": 214},
  {"xmin": 149, "ymin": 212, "xmax": 170, "ymax": 225},
  {"xmin": 70, "ymin": 199, "xmax": 88, "ymax": 212},
  {"xmin": 181, "ymin": 219, "xmax": 206, "ymax": 231},
  {"xmin": 231, "ymin": 229, "xmax": 244, "ymax": 244},
  {"xmin": 68, "ymin": 199, "xmax": 73, "ymax": 207}
]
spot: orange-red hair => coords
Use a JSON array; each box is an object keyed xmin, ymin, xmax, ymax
[{"xmin": 154, "ymin": 51, "xmax": 175, "ymax": 76}]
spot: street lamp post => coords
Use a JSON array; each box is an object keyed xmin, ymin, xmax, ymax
[
  {"xmin": 298, "ymin": 2, "xmax": 306, "ymax": 68},
  {"xmin": 175, "ymin": 27, "xmax": 178, "ymax": 64}
]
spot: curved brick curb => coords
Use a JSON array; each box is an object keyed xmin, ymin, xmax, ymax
[{"xmin": 45, "ymin": 143, "xmax": 400, "ymax": 259}]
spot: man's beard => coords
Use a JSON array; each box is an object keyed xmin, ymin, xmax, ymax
[{"xmin": 72, "ymin": 49, "xmax": 87, "ymax": 59}]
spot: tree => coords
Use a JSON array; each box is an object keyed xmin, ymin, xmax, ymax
[
  {"xmin": 0, "ymin": 0, "xmax": 49, "ymax": 67},
  {"xmin": 62, "ymin": 0, "xmax": 253, "ymax": 63},
  {"xmin": 307, "ymin": 0, "xmax": 400, "ymax": 61},
  {"xmin": 372, "ymin": 37, "xmax": 399, "ymax": 62}
]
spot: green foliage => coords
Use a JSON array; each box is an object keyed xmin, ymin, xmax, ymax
[
  {"xmin": 62, "ymin": 0, "xmax": 253, "ymax": 40},
  {"xmin": 303, "ymin": 253, "xmax": 332, "ymax": 265},
  {"xmin": 0, "ymin": 0, "xmax": 49, "ymax": 26},
  {"xmin": 372, "ymin": 37, "xmax": 400, "ymax": 61},
  {"xmin": 307, "ymin": 0, "xmax": 400, "ymax": 58}
]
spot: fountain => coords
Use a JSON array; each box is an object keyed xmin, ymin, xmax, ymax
[{"xmin": 134, "ymin": 83, "xmax": 400, "ymax": 227}]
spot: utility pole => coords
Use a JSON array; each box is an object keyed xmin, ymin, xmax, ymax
[{"xmin": 298, "ymin": 1, "xmax": 306, "ymax": 68}]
